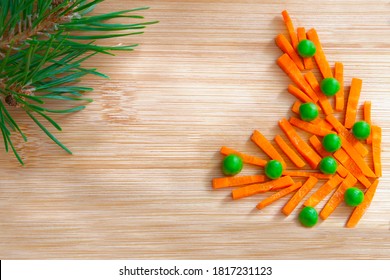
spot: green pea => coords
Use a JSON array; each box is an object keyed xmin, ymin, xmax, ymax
[
  {"xmin": 299, "ymin": 102, "xmax": 319, "ymax": 122},
  {"xmin": 344, "ymin": 187, "xmax": 364, "ymax": 207},
  {"xmin": 264, "ymin": 160, "xmax": 283, "ymax": 179},
  {"xmin": 352, "ymin": 121, "xmax": 371, "ymax": 140},
  {"xmin": 299, "ymin": 206, "xmax": 318, "ymax": 227},
  {"xmin": 297, "ymin": 39, "xmax": 316, "ymax": 58},
  {"xmin": 222, "ymin": 154, "xmax": 243, "ymax": 176},
  {"xmin": 322, "ymin": 133, "xmax": 342, "ymax": 153},
  {"xmin": 320, "ymin": 78, "xmax": 340, "ymax": 96},
  {"xmin": 319, "ymin": 156, "xmax": 338, "ymax": 174}
]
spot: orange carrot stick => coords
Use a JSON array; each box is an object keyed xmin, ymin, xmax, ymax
[
  {"xmin": 344, "ymin": 78, "xmax": 363, "ymax": 129},
  {"xmin": 291, "ymin": 100, "xmax": 301, "ymax": 114},
  {"xmin": 320, "ymin": 173, "xmax": 357, "ymax": 220},
  {"xmin": 251, "ymin": 130, "xmax": 286, "ymax": 168},
  {"xmin": 279, "ymin": 118, "xmax": 322, "ymax": 169},
  {"xmin": 289, "ymin": 116, "xmax": 333, "ymax": 136},
  {"xmin": 334, "ymin": 62, "xmax": 344, "ymax": 112},
  {"xmin": 304, "ymin": 175, "xmax": 343, "ymax": 207},
  {"xmin": 232, "ymin": 176, "xmax": 294, "ymax": 200},
  {"xmin": 274, "ymin": 135, "xmax": 306, "ymax": 168},
  {"xmin": 346, "ymin": 179, "xmax": 379, "ymax": 228},
  {"xmin": 304, "ymin": 71, "xmax": 333, "ymax": 115},
  {"xmin": 213, "ymin": 175, "xmax": 267, "ymax": 189},
  {"xmin": 339, "ymin": 135, "xmax": 376, "ymax": 178},
  {"xmin": 282, "ymin": 170, "xmax": 331, "ymax": 180},
  {"xmin": 297, "ymin": 27, "xmax": 314, "ymax": 70},
  {"xmin": 281, "ymin": 10, "xmax": 299, "ymax": 49},
  {"xmin": 325, "ymin": 114, "xmax": 368, "ymax": 157},
  {"xmin": 282, "ymin": 176, "xmax": 318, "ymax": 216},
  {"xmin": 220, "ymin": 146, "xmax": 267, "ymax": 167},
  {"xmin": 257, "ymin": 182, "xmax": 303, "ymax": 210},
  {"xmin": 291, "ymin": 101, "xmax": 331, "ymax": 130},
  {"xmin": 275, "ymin": 34, "xmax": 304, "ymax": 70},
  {"xmin": 363, "ymin": 101, "xmax": 372, "ymax": 144},
  {"xmin": 372, "ymin": 125, "xmax": 382, "ymax": 177},
  {"xmin": 306, "ymin": 28, "xmax": 333, "ymax": 78},
  {"xmin": 288, "ymin": 84, "xmax": 314, "ymax": 103},
  {"xmin": 277, "ymin": 53, "xmax": 319, "ymax": 102}
]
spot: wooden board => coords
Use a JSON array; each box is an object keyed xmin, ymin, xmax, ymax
[{"xmin": 0, "ymin": 0, "xmax": 389, "ymax": 259}]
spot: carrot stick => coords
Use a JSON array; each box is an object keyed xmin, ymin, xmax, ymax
[
  {"xmin": 306, "ymin": 28, "xmax": 333, "ymax": 78},
  {"xmin": 289, "ymin": 116, "xmax": 333, "ymax": 136},
  {"xmin": 334, "ymin": 62, "xmax": 344, "ymax": 112},
  {"xmin": 339, "ymin": 135, "xmax": 376, "ymax": 178},
  {"xmin": 325, "ymin": 114, "xmax": 368, "ymax": 157},
  {"xmin": 282, "ymin": 176, "xmax": 318, "ymax": 216},
  {"xmin": 288, "ymin": 84, "xmax": 314, "ymax": 103},
  {"xmin": 344, "ymin": 78, "xmax": 363, "ymax": 129},
  {"xmin": 213, "ymin": 175, "xmax": 267, "ymax": 189},
  {"xmin": 291, "ymin": 101, "xmax": 332, "ymax": 130},
  {"xmin": 232, "ymin": 176, "xmax": 294, "ymax": 200},
  {"xmin": 320, "ymin": 173, "xmax": 357, "ymax": 220},
  {"xmin": 275, "ymin": 34, "xmax": 304, "ymax": 70},
  {"xmin": 257, "ymin": 182, "xmax": 303, "ymax": 210},
  {"xmin": 346, "ymin": 179, "xmax": 379, "ymax": 228},
  {"xmin": 274, "ymin": 135, "xmax": 306, "ymax": 168},
  {"xmin": 308, "ymin": 135, "xmax": 348, "ymax": 178},
  {"xmin": 297, "ymin": 27, "xmax": 314, "ymax": 70},
  {"xmin": 333, "ymin": 149, "xmax": 372, "ymax": 188},
  {"xmin": 279, "ymin": 118, "xmax": 322, "ymax": 169},
  {"xmin": 282, "ymin": 170, "xmax": 331, "ymax": 180},
  {"xmin": 291, "ymin": 100, "xmax": 301, "ymax": 114},
  {"xmin": 251, "ymin": 130, "xmax": 286, "ymax": 168},
  {"xmin": 304, "ymin": 71, "xmax": 333, "ymax": 115},
  {"xmin": 363, "ymin": 101, "xmax": 372, "ymax": 144},
  {"xmin": 372, "ymin": 125, "xmax": 382, "ymax": 177},
  {"xmin": 277, "ymin": 54, "xmax": 319, "ymax": 102},
  {"xmin": 281, "ymin": 10, "xmax": 299, "ymax": 49},
  {"xmin": 304, "ymin": 175, "xmax": 343, "ymax": 207},
  {"xmin": 220, "ymin": 146, "xmax": 267, "ymax": 167}
]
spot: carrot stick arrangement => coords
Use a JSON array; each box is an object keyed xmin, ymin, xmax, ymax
[{"xmin": 212, "ymin": 10, "xmax": 382, "ymax": 228}]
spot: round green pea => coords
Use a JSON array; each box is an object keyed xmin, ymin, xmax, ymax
[
  {"xmin": 264, "ymin": 160, "xmax": 283, "ymax": 180},
  {"xmin": 297, "ymin": 39, "xmax": 316, "ymax": 58},
  {"xmin": 299, "ymin": 206, "xmax": 318, "ymax": 227},
  {"xmin": 320, "ymin": 78, "xmax": 340, "ymax": 96},
  {"xmin": 344, "ymin": 187, "xmax": 364, "ymax": 207},
  {"xmin": 222, "ymin": 154, "xmax": 243, "ymax": 176},
  {"xmin": 352, "ymin": 121, "xmax": 371, "ymax": 140},
  {"xmin": 322, "ymin": 133, "xmax": 342, "ymax": 153},
  {"xmin": 319, "ymin": 156, "xmax": 338, "ymax": 175},
  {"xmin": 299, "ymin": 102, "xmax": 319, "ymax": 122}
]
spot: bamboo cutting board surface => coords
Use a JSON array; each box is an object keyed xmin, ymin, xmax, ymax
[{"xmin": 1, "ymin": 0, "xmax": 389, "ymax": 259}]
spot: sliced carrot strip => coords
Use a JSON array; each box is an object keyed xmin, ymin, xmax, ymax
[
  {"xmin": 291, "ymin": 102, "xmax": 331, "ymax": 130},
  {"xmin": 282, "ymin": 170, "xmax": 331, "ymax": 180},
  {"xmin": 372, "ymin": 125, "xmax": 382, "ymax": 177},
  {"xmin": 282, "ymin": 176, "xmax": 318, "ymax": 216},
  {"xmin": 346, "ymin": 179, "xmax": 379, "ymax": 228},
  {"xmin": 363, "ymin": 101, "xmax": 372, "ymax": 144},
  {"xmin": 304, "ymin": 175, "xmax": 343, "ymax": 207},
  {"xmin": 304, "ymin": 71, "xmax": 333, "ymax": 115},
  {"xmin": 289, "ymin": 116, "xmax": 333, "ymax": 136},
  {"xmin": 213, "ymin": 175, "xmax": 267, "ymax": 189},
  {"xmin": 291, "ymin": 100, "xmax": 301, "ymax": 114},
  {"xmin": 277, "ymin": 54, "xmax": 319, "ymax": 102},
  {"xmin": 288, "ymin": 84, "xmax": 314, "ymax": 103},
  {"xmin": 251, "ymin": 130, "xmax": 286, "ymax": 168},
  {"xmin": 220, "ymin": 146, "xmax": 267, "ymax": 167},
  {"xmin": 334, "ymin": 62, "xmax": 344, "ymax": 112},
  {"xmin": 232, "ymin": 176, "xmax": 294, "ymax": 200},
  {"xmin": 257, "ymin": 182, "xmax": 303, "ymax": 210},
  {"xmin": 344, "ymin": 78, "xmax": 363, "ymax": 129},
  {"xmin": 325, "ymin": 114, "xmax": 368, "ymax": 157},
  {"xmin": 279, "ymin": 118, "xmax": 322, "ymax": 169},
  {"xmin": 339, "ymin": 135, "xmax": 376, "ymax": 178},
  {"xmin": 297, "ymin": 27, "xmax": 314, "ymax": 70},
  {"xmin": 306, "ymin": 28, "xmax": 333, "ymax": 78},
  {"xmin": 274, "ymin": 135, "xmax": 305, "ymax": 168},
  {"xmin": 281, "ymin": 10, "xmax": 299, "ymax": 49},
  {"xmin": 275, "ymin": 34, "xmax": 304, "ymax": 70},
  {"xmin": 333, "ymin": 149, "xmax": 372, "ymax": 188},
  {"xmin": 320, "ymin": 173, "xmax": 357, "ymax": 220}
]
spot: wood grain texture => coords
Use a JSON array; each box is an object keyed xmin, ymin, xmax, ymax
[{"xmin": 1, "ymin": 0, "xmax": 390, "ymax": 259}]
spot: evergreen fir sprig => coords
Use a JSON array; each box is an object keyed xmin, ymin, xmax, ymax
[{"xmin": 0, "ymin": 0, "xmax": 157, "ymax": 164}]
